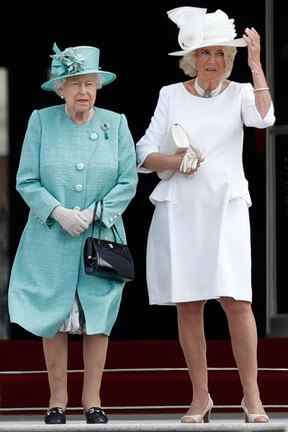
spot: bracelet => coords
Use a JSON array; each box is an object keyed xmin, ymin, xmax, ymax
[{"xmin": 253, "ymin": 87, "xmax": 270, "ymax": 92}]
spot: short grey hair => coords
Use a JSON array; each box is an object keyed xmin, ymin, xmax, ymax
[
  {"xmin": 53, "ymin": 74, "xmax": 103, "ymax": 96},
  {"xmin": 179, "ymin": 47, "xmax": 237, "ymax": 79}
]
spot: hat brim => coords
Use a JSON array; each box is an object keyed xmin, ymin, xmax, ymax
[
  {"xmin": 41, "ymin": 69, "xmax": 116, "ymax": 92},
  {"xmin": 168, "ymin": 37, "xmax": 247, "ymax": 56}
]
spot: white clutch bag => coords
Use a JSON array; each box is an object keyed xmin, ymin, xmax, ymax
[{"xmin": 159, "ymin": 123, "xmax": 201, "ymax": 180}]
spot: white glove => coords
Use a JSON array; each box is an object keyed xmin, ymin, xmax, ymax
[
  {"xmin": 51, "ymin": 206, "xmax": 90, "ymax": 236},
  {"xmin": 80, "ymin": 208, "xmax": 94, "ymax": 225},
  {"xmin": 179, "ymin": 147, "xmax": 200, "ymax": 174}
]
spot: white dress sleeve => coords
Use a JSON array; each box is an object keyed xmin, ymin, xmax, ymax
[
  {"xmin": 240, "ymin": 83, "xmax": 275, "ymax": 128},
  {"xmin": 136, "ymin": 87, "xmax": 169, "ymax": 173}
]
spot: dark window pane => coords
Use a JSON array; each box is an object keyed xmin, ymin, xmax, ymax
[
  {"xmin": 274, "ymin": 3, "xmax": 288, "ymax": 125},
  {"xmin": 276, "ymin": 135, "xmax": 288, "ymax": 312}
]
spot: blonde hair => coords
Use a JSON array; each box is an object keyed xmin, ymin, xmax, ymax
[{"xmin": 179, "ymin": 46, "xmax": 237, "ymax": 79}]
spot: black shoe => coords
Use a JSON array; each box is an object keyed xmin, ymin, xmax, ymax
[
  {"xmin": 85, "ymin": 407, "xmax": 108, "ymax": 424},
  {"xmin": 44, "ymin": 407, "xmax": 66, "ymax": 424}
]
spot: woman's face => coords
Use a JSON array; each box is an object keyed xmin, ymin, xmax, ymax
[
  {"xmin": 194, "ymin": 46, "xmax": 226, "ymax": 81},
  {"xmin": 59, "ymin": 74, "xmax": 98, "ymax": 113}
]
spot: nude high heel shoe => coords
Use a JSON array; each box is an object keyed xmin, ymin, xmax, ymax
[
  {"xmin": 241, "ymin": 398, "xmax": 270, "ymax": 423},
  {"xmin": 180, "ymin": 394, "xmax": 213, "ymax": 423}
]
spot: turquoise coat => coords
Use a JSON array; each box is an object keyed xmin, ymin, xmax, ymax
[{"xmin": 8, "ymin": 105, "xmax": 138, "ymax": 338}]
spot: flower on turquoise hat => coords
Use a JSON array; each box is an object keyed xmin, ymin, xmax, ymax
[
  {"xmin": 50, "ymin": 43, "xmax": 85, "ymax": 78},
  {"xmin": 41, "ymin": 42, "xmax": 117, "ymax": 92}
]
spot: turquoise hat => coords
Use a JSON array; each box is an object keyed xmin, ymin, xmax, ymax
[{"xmin": 41, "ymin": 43, "xmax": 116, "ymax": 92}]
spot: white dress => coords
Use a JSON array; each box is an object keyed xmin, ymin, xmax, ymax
[{"xmin": 136, "ymin": 82, "xmax": 275, "ymax": 305}]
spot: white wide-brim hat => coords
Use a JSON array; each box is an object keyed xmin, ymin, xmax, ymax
[{"xmin": 167, "ymin": 7, "xmax": 247, "ymax": 56}]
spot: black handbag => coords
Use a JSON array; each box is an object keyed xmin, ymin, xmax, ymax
[{"xmin": 84, "ymin": 201, "xmax": 134, "ymax": 282}]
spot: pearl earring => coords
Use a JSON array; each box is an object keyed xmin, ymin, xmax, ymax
[{"xmin": 60, "ymin": 95, "xmax": 64, "ymax": 99}]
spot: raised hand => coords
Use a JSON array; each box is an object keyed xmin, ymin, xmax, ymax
[{"xmin": 243, "ymin": 27, "xmax": 261, "ymax": 71}]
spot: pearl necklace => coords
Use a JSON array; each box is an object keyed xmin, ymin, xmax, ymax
[{"xmin": 194, "ymin": 78, "xmax": 223, "ymax": 98}]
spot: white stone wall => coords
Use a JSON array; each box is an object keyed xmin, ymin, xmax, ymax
[
  {"xmin": 0, "ymin": 68, "xmax": 9, "ymax": 339},
  {"xmin": 0, "ymin": 68, "xmax": 7, "ymax": 157}
]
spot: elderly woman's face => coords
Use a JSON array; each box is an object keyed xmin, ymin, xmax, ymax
[
  {"xmin": 194, "ymin": 46, "xmax": 226, "ymax": 80},
  {"xmin": 59, "ymin": 74, "xmax": 98, "ymax": 113}
]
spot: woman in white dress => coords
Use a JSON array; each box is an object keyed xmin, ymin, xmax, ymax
[{"xmin": 136, "ymin": 7, "xmax": 275, "ymax": 424}]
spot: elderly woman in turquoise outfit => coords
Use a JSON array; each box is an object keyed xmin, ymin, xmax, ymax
[{"xmin": 8, "ymin": 43, "xmax": 137, "ymax": 425}]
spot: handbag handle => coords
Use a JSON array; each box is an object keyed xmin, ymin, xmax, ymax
[{"xmin": 91, "ymin": 201, "xmax": 123, "ymax": 244}]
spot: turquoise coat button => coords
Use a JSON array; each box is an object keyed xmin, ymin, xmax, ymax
[
  {"xmin": 90, "ymin": 132, "xmax": 98, "ymax": 140},
  {"xmin": 76, "ymin": 162, "xmax": 85, "ymax": 171},
  {"xmin": 74, "ymin": 184, "xmax": 83, "ymax": 192}
]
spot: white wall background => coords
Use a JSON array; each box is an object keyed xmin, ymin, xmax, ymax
[{"xmin": 0, "ymin": 68, "xmax": 8, "ymax": 157}]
